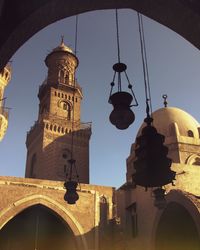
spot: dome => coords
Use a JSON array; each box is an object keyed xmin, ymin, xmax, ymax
[{"xmin": 137, "ymin": 107, "xmax": 200, "ymax": 139}]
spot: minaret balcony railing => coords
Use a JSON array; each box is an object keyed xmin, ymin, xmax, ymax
[
  {"xmin": 0, "ymin": 105, "xmax": 9, "ymax": 120},
  {"xmin": 28, "ymin": 111, "xmax": 91, "ymax": 136}
]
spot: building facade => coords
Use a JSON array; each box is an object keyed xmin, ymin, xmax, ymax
[
  {"xmin": 0, "ymin": 64, "xmax": 11, "ymax": 141},
  {"xmin": 0, "ymin": 42, "xmax": 200, "ymax": 250}
]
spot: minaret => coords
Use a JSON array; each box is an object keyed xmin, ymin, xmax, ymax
[
  {"xmin": 25, "ymin": 40, "xmax": 91, "ymax": 183},
  {"xmin": 0, "ymin": 64, "xmax": 11, "ymax": 141}
]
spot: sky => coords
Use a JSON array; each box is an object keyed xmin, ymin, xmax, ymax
[{"xmin": 1, "ymin": 9, "xmax": 200, "ymax": 188}]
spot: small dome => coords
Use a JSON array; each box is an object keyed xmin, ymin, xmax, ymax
[
  {"xmin": 137, "ymin": 107, "xmax": 200, "ymax": 139},
  {"xmin": 52, "ymin": 40, "xmax": 73, "ymax": 54}
]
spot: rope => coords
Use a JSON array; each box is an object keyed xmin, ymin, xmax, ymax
[{"xmin": 137, "ymin": 13, "xmax": 153, "ymax": 116}]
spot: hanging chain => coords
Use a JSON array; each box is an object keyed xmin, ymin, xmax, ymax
[
  {"xmin": 115, "ymin": 9, "xmax": 121, "ymax": 63},
  {"xmin": 74, "ymin": 15, "xmax": 78, "ymax": 56},
  {"xmin": 137, "ymin": 13, "xmax": 153, "ymax": 116},
  {"xmin": 67, "ymin": 14, "xmax": 80, "ymax": 186},
  {"xmin": 70, "ymin": 14, "xmax": 79, "ymax": 161}
]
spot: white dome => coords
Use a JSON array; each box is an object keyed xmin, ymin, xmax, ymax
[{"xmin": 137, "ymin": 107, "xmax": 200, "ymax": 139}]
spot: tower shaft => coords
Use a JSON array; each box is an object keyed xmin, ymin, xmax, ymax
[{"xmin": 25, "ymin": 41, "xmax": 91, "ymax": 183}]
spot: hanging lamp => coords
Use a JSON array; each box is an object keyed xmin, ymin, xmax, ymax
[
  {"xmin": 64, "ymin": 15, "xmax": 80, "ymax": 205},
  {"xmin": 108, "ymin": 9, "xmax": 138, "ymax": 130},
  {"xmin": 153, "ymin": 187, "xmax": 167, "ymax": 210},
  {"xmin": 64, "ymin": 159, "xmax": 79, "ymax": 205},
  {"xmin": 132, "ymin": 13, "xmax": 176, "ymax": 202}
]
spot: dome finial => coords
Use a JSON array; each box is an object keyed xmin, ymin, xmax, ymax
[{"xmin": 162, "ymin": 94, "xmax": 168, "ymax": 108}]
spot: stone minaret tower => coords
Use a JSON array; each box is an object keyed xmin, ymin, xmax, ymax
[
  {"xmin": 25, "ymin": 40, "xmax": 91, "ymax": 183},
  {"xmin": 0, "ymin": 64, "xmax": 11, "ymax": 141}
]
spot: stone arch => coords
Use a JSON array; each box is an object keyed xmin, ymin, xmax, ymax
[
  {"xmin": 1, "ymin": 1, "xmax": 200, "ymax": 70},
  {"xmin": 185, "ymin": 153, "xmax": 200, "ymax": 166},
  {"xmin": 151, "ymin": 190, "xmax": 200, "ymax": 250},
  {"xmin": 0, "ymin": 194, "xmax": 88, "ymax": 250}
]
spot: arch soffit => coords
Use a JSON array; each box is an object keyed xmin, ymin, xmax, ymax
[
  {"xmin": 1, "ymin": 1, "xmax": 200, "ymax": 70},
  {"xmin": 150, "ymin": 190, "xmax": 200, "ymax": 250},
  {"xmin": 0, "ymin": 194, "xmax": 88, "ymax": 250}
]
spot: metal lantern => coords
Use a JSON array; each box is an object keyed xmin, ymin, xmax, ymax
[
  {"xmin": 109, "ymin": 91, "xmax": 135, "ymax": 130},
  {"xmin": 108, "ymin": 63, "xmax": 138, "ymax": 130},
  {"xmin": 153, "ymin": 187, "xmax": 167, "ymax": 210},
  {"xmin": 64, "ymin": 180, "xmax": 79, "ymax": 205},
  {"xmin": 64, "ymin": 158, "xmax": 80, "ymax": 205},
  {"xmin": 132, "ymin": 115, "xmax": 176, "ymax": 188}
]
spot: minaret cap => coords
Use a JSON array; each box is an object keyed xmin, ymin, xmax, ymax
[
  {"xmin": 45, "ymin": 36, "xmax": 79, "ymax": 68},
  {"xmin": 52, "ymin": 36, "xmax": 73, "ymax": 53}
]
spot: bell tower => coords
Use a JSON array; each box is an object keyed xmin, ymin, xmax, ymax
[{"xmin": 25, "ymin": 40, "xmax": 91, "ymax": 183}]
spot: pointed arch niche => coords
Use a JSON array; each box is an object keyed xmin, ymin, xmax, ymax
[
  {"xmin": 0, "ymin": 195, "xmax": 88, "ymax": 250},
  {"xmin": 151, "ymin": 190, "xmax": 200, "ymax": 250}
]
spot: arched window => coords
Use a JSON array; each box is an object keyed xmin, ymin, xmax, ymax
[
  {"xmin": 60, "ymin": 101, "xmax": 71, "ymax": 120},
  {"xmin": 65, "ymin": 73, "xmax": 69, "ymax": 84},
  {"xmin": 55, "ymin": 91, "xmax": 57, "ymax": 96},
  {"xmin": 61, "ymin": 127, "xmax": 64, "ymax": 133},
  {"xmin": 54, "ymin": 125, "xmax": 57, "ymax": 132},
  {"xmin": 59, "ymin": 70, "xmax": 65, "ymax": 83},
  {"xmin": 193, "ymin": 157, "xmax": 200, "ymax": 166},
  {"xmin": 50, "ymin": 124, "xmax": 53, "ymax": 131},
  {"xmin": 61, "ymin": 93, "xmax": 64, "ymax": 98},
  {"xmin": 62, "ymin": 102, "xmax": 67, "ymax": 110},
  {"xmin": 188, "ymin": 130, "xmax": 194, "ymax": 137},
  {"xmin": 30, "ymin": 154, "xmax": 36, "ymax": 178},
  {"xmin": 46, "ymin": 123, "xmax": 49, "ymax": 129},
  {"xmin": 100, "ymin": 196, "xmax": 108, "ymax": 225},
  {"xmin": 58, "ymin": 126, "xmax": 60, "ymax": 133},
  {"xmin": 58, "ymin": 92, "xmax": 60, "ymax": 97}
]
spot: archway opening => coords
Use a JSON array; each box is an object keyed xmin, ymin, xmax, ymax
[
  {"xmin": 155, "ymin": 202, "xmax": 200, "ymax": 250},
  {"xmin": 0, "ymin": 204, "xmax": 77, "ymax": 250}
]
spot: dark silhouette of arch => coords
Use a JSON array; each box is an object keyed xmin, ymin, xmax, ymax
[
  {"xmin": 0, "ymin": 204, "xmax": 77, "ymax": 250},
  {"xmin": 155, "ymin": 202, "xmax": 200, "ymax": 250},
  {"xmin": 1, "ymin": 1, "xmax": 200, "ymax": 71}
]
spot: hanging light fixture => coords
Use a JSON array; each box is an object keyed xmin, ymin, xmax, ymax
[
  {"xmin": 64, "ymin": 15, "xmax": 80, "ymax": 205},
  {"xmin": 132, "ymin": 13, "xmax": 176, "ymax": 202},
  {"xmin": 64, "ymin": 159, "xmax": 79, "ymax": 205},
  {"xmin": 108, "ymin": 9, "xmax": 138, "ymax": 130}
]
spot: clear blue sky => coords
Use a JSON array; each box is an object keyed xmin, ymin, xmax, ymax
[{"xmin": 1, "ymin": 9, "xmax": 200, "ymax": 188}]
